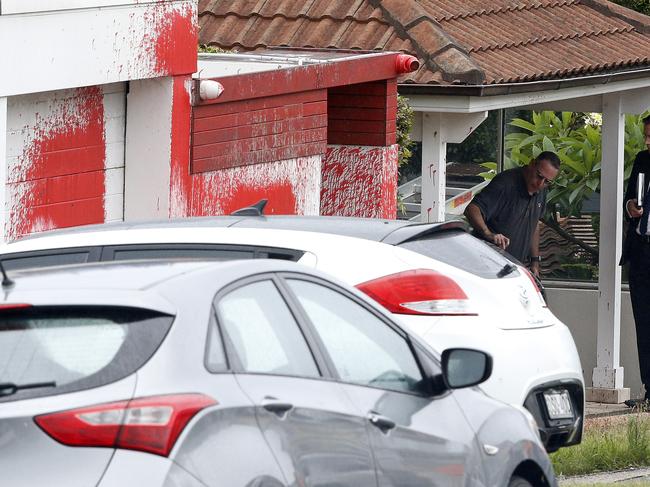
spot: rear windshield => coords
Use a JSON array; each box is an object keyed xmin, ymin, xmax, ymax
[
  {"xmin": 397, "ymin": 230, "xmax": 520, "ymax": 279},
  {"xmin": 0, "ymin": 306, "xmax": 173, "ymax": 402}
]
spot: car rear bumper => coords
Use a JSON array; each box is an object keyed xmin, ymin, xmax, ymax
[
  {"xmin": 399, "ymin": 314, "xmax": 585, "ymax": 451},
  {"xmin": 523, "ymin": 379, "xmax": 584, "ymax": 452}
]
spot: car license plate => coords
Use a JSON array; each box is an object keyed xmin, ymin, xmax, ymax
[{"xmin": 543, "ymin": 390, "xmax": 573, "ymax": 419}]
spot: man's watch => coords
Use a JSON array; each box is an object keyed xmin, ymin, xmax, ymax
[{"xmin": 530, "ymin": 256, "xmax": 542, "ymax": 262}]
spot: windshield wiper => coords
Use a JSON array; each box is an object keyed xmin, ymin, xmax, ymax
[
  {"xmin": 0, "ymin": 381, "xmax": 56, "ymax": 397},
  {"xmin": 497, "ymin": 263, "xmax": 517, "ymax": 278}
]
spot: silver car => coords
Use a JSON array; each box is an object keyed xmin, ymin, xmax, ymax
[{"xmin": 0, "ymin": 259, "xmax": 555, "ymax": 487}]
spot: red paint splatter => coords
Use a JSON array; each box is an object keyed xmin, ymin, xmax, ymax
[
  {"xmin": 170, "ymin": 75, "xmax": 193, "ymax": 217},
  {"xmin": 10, "ymin": 87, "xmax": 106, "ymax": 240},
  {"xmin": 205, "ymin": 182, "xmax": 298, "ymax": 216},
  {"xmin": 321, "ymin": 145, "xmax": 398, "ymax": 219},
  {"xmin": 148, "ymin": 4, "xmax": 197, "ymax": 76}
]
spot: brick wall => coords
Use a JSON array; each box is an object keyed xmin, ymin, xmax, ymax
[
  {"xmin": 191, "ymin": 89, "xmax": 327, "ymax": 173},
  {"xmin": 6, "ymin": 84, "xmax": 125, "ymax": 240},
  {"xmin": 328, "ymin": 80, "xmax": 396, "ymax": 147}
]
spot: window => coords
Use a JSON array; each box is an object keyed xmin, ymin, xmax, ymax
[
  {"xmin": 287, "ymin": 280, "xmax": 423, "ymax": 394},
  {"xmin": 1, "ymin": 250, "xmax": 94, "ymax": 271},
  {"xmin": 0, "ymin": 306, "xmax": 173, "ymax": 402},
  {"xmin": 399, "ymin": 230, "xmax": 520, "ymax": 279},
  {"xmin": 216, "ymin": 280, "xmax": 319, "ymax": 377}
]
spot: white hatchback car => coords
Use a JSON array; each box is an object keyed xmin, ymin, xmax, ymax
[{"xmin": 0, "ymin": 213, "xmax": 584, "ymax": 451}]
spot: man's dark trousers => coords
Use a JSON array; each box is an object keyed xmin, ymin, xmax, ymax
[{"xmin": 629, "ymin": 235, "xmax": 650, "ymax": 400}]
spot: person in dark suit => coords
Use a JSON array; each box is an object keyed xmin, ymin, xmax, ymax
[{"xmin": 622, "ymin": 114, "xmax": 650, "ymax": 407}]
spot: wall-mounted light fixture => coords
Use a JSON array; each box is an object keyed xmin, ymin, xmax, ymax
[{"xmin": 199, "ymin": 80, "xmax": 225, "ymax": 101}]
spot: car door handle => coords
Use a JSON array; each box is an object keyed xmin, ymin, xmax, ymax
[
  {"xmin": 367, "ymin": 411, "xmax": 396, "ymax": 432},
  {"xmin": 261, "ymin": 398, "xmax": 293, "ymax": 415}
]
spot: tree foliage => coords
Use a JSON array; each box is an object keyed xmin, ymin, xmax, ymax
[
  {"xmin": 611, "ymin": 0, "xmax": 650, "ymax": 15},
  {"xmin": 481, "ymin": 111, "xmax": 649, "ymax": 218},
  {"xmin": 396, "ymin": 95, "xmax": 414, "ymax": 168}
]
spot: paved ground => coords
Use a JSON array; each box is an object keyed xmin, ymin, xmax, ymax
[
  {"xmin": 559, "ymin": 467, "xmax": 650, "ymax": 485},
  {"xmin": 586, "ymin": 400, "xmax": 632, "ymax": 418}
]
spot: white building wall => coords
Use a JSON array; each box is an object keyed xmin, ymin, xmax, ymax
[{"xmin": 546, "ymin": 285, "xmax": 643, "ymax": 398}]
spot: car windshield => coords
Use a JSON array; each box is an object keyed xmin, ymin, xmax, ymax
[
  {"xmin": 0, "ymin": 306, "xmax": 173, "ymax": 401},
  {"xmin": 398, "ymin": 230, "xmax": 520, "ymax": 279}
]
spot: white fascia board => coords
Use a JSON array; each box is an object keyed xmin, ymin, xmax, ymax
[
  {"xmin": 407, "ymin": 75, "xmax": 650, "ymax": 113},
  {"xmin": 0, "ymin": 0, "xmax": 196, "ymax": 97},
  {"xmin": 1, "ymin": 1, "xmax": 164, "ymax": 15}
]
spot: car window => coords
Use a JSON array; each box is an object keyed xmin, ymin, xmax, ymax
[
  {"xmin": 398, "ymin": 230, "xmax": 520, "ymax": 279},
  {"xmin": 286, "ymin": 279, "xmax": 423, "ymax": 394},
  {"xmin": 103, "ymin": 245, "xmax": 304, "ymax": 263},
  {"xmin": 1, "ymin": 250, "xmax": 94, "ymax": 271},
  {"xmin": 0, "ymin": 306, "xmax": 173, "ymax": 402},
  {"xmin": 216, "ymin": 280, "xmax": 319, "ymax": 378}
]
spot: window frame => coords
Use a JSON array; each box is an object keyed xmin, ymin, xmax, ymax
[{"xmin": 208, "ymin": 273, "xmax": 332, "ymax": 380}]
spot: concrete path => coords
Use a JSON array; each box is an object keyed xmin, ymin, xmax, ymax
[{"xmin": 559, "ymin": 467, "xmax": 650, "ymax": 485}]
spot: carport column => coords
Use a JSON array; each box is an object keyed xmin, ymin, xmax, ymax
[
  {"xmin": 590, "ymin": 92, "xmax": 629, "ymax": 403},
  {"xmin": 419, "ymin": 111, "xmax": 487, "ymax": 222},
  {"xmin": 420, "ymin": 113, "xmax": 446, "ymax": 222},
  {"xmin": 0, "ymin": 97, "xmax": 6, "ymax": 243}
]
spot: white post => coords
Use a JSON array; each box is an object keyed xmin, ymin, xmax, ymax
[
  {"xmin": 590, "ymin": 92, "xmax": 629, "ymax": 403},
  {"xmin": 420, "ymin": 112, "xmax": 446, "ymax": 223},
  {"xmin": 0, "ymin": 98, "xmax": 6, "ymax": 244},
  {"xmin": 124, "ymin": 78, "xmax": 173, "ymax": 221},
  {"xmin": 419, "ymin": 111, "xmax": 488, "ymax": 222}
]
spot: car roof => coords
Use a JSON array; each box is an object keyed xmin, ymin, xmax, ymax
[
  {"xmin": 5, "ymin": 258, "xmax": 311, "ymax": 293},
  {"xmin": 11, "ymin": 214, "xmax": 468, "ymax": 246}
]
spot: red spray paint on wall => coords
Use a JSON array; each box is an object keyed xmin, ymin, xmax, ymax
[
  {"xmin": 142, "ymin": 3, "xmax": 197, "ymax": 77},
  {"xmin": 321, "ymin": 145, "xmax": 398, "ymax": 219},
  {"xmin": 9, "ymin": 87, "xmax": 106, "ymax": 240}
]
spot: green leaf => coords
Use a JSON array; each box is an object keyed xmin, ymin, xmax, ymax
[
  {"xmin": 542, "ymin": 136, "xmax": 555, "ymax": 152},
  {"xmin": 586, "ymin": 178, "xmax": 599, "ymax": 191},
  {"xmin": 480, "ymin": 162, "xmax": 497, "ymax": 170},
  {"xmin": 508, "ymin": 119, "xmax": 537, "ymax": 132}
]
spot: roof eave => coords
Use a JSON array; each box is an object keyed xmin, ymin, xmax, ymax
[{"xmin": 398, "ymin": 67, "xmax": 650, "ymax": 97}]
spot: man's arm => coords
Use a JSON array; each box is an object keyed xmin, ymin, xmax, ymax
[
  {"xmin": 530, "ymin": 222, "xmax": 541, "ymax": 276},
  {"xmin": 464, "ymin": 203, "xmax": 510, "ymax": 250},
  {"xmin": 625, "ymin": 153, "xmax": 644, "ymax": 219}
]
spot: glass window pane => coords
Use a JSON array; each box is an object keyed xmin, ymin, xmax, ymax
[
  {"xmin": 2, "ymin": 252, "xmax": 92, "ymax": 271},
  {"xmin": 287, "ymin": 280, "xmax": 423, "ymax": 394},
  {"xmin": 0, "ymin": 306, "xmax": 172, "ymax": 401},
  {"xmin": 399, "ymin": 230, "xmax": 519, "ymax": 279},
  {"xmin": 217, "ymin": 280, "xmax": 319, "ymax": 377}
]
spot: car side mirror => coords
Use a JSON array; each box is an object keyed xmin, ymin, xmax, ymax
[{"xmin": 441, "ymin": 348, "xmax": 492, "ymax": 389}]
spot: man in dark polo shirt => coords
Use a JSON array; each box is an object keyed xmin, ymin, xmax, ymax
[
  {"xmin": 464, "ymin": 151, "xmax": 561, "ymax": 276},
  {"xmin": 622, "ymin": 115, "xmax": 650, "ymax": 406}
]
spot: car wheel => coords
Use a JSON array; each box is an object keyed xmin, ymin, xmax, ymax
[{"xmin": 508, "ymin": 476, "xmax": 534, "ymax": 487}]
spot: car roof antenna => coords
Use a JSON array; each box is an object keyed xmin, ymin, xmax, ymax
[
  {"xmin": 0, "ymin": 261, "xmax": 13, "ymax": 288},
  {"xmin": 230, "ymin": 199, "xmax": 268, "ymax": 216}
]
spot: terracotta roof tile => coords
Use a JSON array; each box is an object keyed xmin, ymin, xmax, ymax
[{"xmin": 199, "ymin": 0, "xmax": 650, "ymax": 85}]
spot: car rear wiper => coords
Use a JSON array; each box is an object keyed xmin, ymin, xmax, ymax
[
  {"xmin": 497, "ymin": 263, "xmax": 517, "ymax": 278},
  {"xmin": 0, "ymin": 381, "xmax": 56, "ymax": 396}
]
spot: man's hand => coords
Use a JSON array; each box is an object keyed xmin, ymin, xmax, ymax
[
  {"xmin": 530, "ymin": 260, "xmax": 540, "ymax": 278},
  {"xmin": 627, "ymin": 199, "xmax": 644, "ymax": 218},
  {"xmin": 485, "ymin": 231, "xmax": 510, "ymax": 250}
]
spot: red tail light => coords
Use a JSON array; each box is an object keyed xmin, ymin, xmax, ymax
[
  {"xmin": 356, "ymin": 269, "xmax": 476, "ymax": 316},
  {"xmin": 35, "ymin": 394, "xmax": 216, "ymax": 457},
  {"xmin": 520, "ymin": 266, "xmax": 547, "ymax": 307}
]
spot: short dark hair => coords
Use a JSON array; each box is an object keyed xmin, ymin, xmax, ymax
[
  {"xmin": 535, "ymin": 151, "xmax": 561, "ymax": 169},
  {"xmin": 643, "ymin": 115, "xmax": 650, "ymax": 126}
]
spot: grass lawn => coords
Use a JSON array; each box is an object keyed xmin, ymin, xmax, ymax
[{"xmin": 552, "ymin": 412, "xmax": 650, "ymax": 477}]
